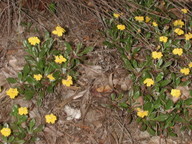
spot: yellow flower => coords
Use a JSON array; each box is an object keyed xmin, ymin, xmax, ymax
[
  {"xmin": 159, "ymin": 36, "xmax": 168, "ymax": 43},
  {"xmin": 62, "ymin": 75, "xmax": 73, "ymax": 87},
  {"xmin": 47, "ymin": 74, "xmax": 55, "ymax": 81},
  {"xmin": 28, "ymin": 37, "xmax": 40, "ymax": 46},
  {"xmin": 137, "ymin": 108, "xmax": 149, "ymax": 118},
  {"xmin": 172, "ymin": 48, "xmax": 183, "ymax": 56},
  {"xmin": 6, "ymin": 88, "xmax": 19, "ymax": 99},
  {"xmin": 152, "ymin": 51, "xmax": 163, "ymax": 59},
  {"xmin": 54, "ymin": 55, "xmax": 67, "ymax": 64},
  {"xmin": 52, "ymin": 26, "xmax": 66, "ymax": 37},
  {"xmin": 145, "ymin": 16, "xmax": 151, "ymax": 23},
  {"xmin": 18, "ymin": 107, "xmax": 28, "ymax": 115},
  {"xmin": 143, "ymin": 78, "xmax": 154, "ymax": 87},
  {"xmin": 45, "ymin": 113, "xmax": 57, "ymax": 124},
  {"xmin": 185, "ymin": 32, "xmax": 192, "ymax": 40},
  {"xmin": 1, "ymin": 128, "xmax": 11, "ymax": 137},
  {"xmin": 113, "ymin": 13, "xmax": 120, "ymax": 18},
  {"xmin": 171, "ymin": 89, "xmax": 181, "ymax": 98},
  {"xmin": 181, "ymin": 9, "xmax": 188, "ymax": 14},
  {"xmin": 173, "ymin": 19, "xmax": 184, "ymax": 28},
  {"xmin": 174, "ymin": 28, "xmax": 184, "ymax": 35},
  {"xmin": 180, "ymin": 68, "xmax": 190, "ymax": 75},
  {"xmin": 135, "ymin": 16, "xmax": 144, "ymax": 22},
  {"xmin": 33, "ymin": 74, "xmax": 42, "ymax": 81},
  {"xmin": 152, "ymin": 22, "xmax": 158, "ymax": 27},
  {"xmin": 117, "ymin": 24, "xmax": 126, "ymax": 30},
  {"xmin": 188, "ymin": 62, "xmax": 192, "ymax": 68}
]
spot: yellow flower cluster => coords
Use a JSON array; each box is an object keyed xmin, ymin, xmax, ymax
[
  {"xmin": 117, "ymin": 24, "xmax": 126, "ymax": 30},
  {"xmin": 145, "ymin": 16, "xmax": 151, "ymax": 23},
  {"xmin": 174, "ymin": 28, "xmax": 184, "ymax": 35},
  {"xmin": 62, "ymin": 75, "xmax": 73, "ymax": 87},
  {"xmin": 143, "ymin": 78, "xmax": 154, "ymax": 87},
  {"xmin": 152, "ymin": 51, "xmax": 163, "ymax": 59},
  {"xmin": 54, "ymin": 55, "xmax": 67, "ymax": 64},
  {"xmin": 185, "ymin": 32, "xmax": 192, "ymax": 40},
  {"xmin": 152, "ymin": 22, "xmax": 158, "ymax": 27},
  {"xmin": 159, "ymin": 36, "xmax": 168, "ymax": 43},
  {"xmin": 6, "ymin": 88, "xmax": 19, "ymax": 99},
  {"xmin": 33, "ymin": 74, "xmax": 42, "ymax": 81},
  {"xmin": 135, "ymin": 16, "xmax": 144, "ymax": 22},
  {"xmin": 188, "ymin": 62, "xmax": 192, "ymax": 68},
  {"xmin": 137, "ymin": 108, "xmax": 149, "ymax": 118},
  {"xmin": 113, "ymin": 13, "xmax": 120, "ymax": 18},
  {"xmin": 28, "ymin": 37, "xmax": 40, "ymax": 46},
  {"xmin": 1, "ymin": 128, "xmax": 11, "ymax": 137},
  {"xmin": 45, "ymin": 113, "xmax": 57, "ymax": 124},
  {"xmin": 172, "ymin": 48, "xmax": 183, "ymax": 56},
  {"xmin": 52, "ymin": 26, "xmax": 66, "ymax": 37},
  {"xmin": 180, "ymin": 68, "xmax": 190, "ymax": 75},
  {"xmin": 173, "ymin": 19, "xmax": 184, "ymax": 28},
  {"xmin": 18, "ymin": 107, "xmax": 28, "ymax": 115},
  {"xmin": 47, "ymin": 74, "xmax": 55, "ymax": 81},
  {"xmin": 181, "ymin": 9, "xmax": 188, "ymax": 14},
  {"xmin": 171, "ymin": 89, "xmax": 181, "ymax": 98}
]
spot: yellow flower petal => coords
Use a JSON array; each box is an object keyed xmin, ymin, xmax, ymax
[
  {"xmin": 1, "ymin": 128, "xmax": 11, "ymax": 137},
  {"xmin": 18, "ymin": 107, "xmax": 28, "ymax": 115},
  {"xmin": 28, "ymin": 37, "xmax": 40, "ymax": 45},
  {"xmin": 117, "ymin": 24, "xmax": 126, "ymax": 30},
  {"xmin": 45, "ymin": 113, "xmax": 57, "ymax": 124},
  {"xmin": 6, "ymin": 88, "xmax": 19, "ymax": 99}
]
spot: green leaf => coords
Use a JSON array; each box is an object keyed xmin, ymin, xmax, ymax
[
  {"xmin": 163, "ymin": 61, "xmax": 172, "ymax": 69},
  {"xmin": 65, "ymin": 42, "xmax": 73, "ymax": 54},
  {"xmin": 47, "ymin": 85, "xmax": 54, "ymax": 93},
  {"xmin": 79, "ymin": 46, "xmax": 94, "ymax": 56},
  {"xmin": 153, "ymin": 98, "xmax": 161, "ymax": 109},
  {"xmin": 160, "ymin": 79, "xmax": 171, "ymax": 87},
  {"xmin": 24, "ymin": 88, "xmax": 35, "ymax": 100},
  {"xmin": 133, "ymin": 89, "xmax": 140, "ymax": 99},
  {"xmin": 119, "ymin": 102, "xmax": 128, "ymax": 108},
  {"xmin": 155, "ymin": 72, "xmax": 164, "ymax": 82},
  {"xmin": 165, "ymin": 99, "xmax": 174, "ymax": 110},
  {"xmin": 25, "ymin": 76, "xmax": 36, "ymax": 85},
  {"xmin": 157, "ymin": 59, "xmax": 163, "ymax": 68},
  {"xmin": 147, "ymin": 127, "xmax": 155, "ymax": 136},
  {"xmin": 33, "ymin": 125, "xmax": 44, "ymax": 133},
  {"xmin": 23, "ymin": 64, "xmax": 30, "ymax": 77},
  {"xmin": 11, "ymin": 104, "xmax": 19, "ymax": 117},
  {"xmin": 18, "ymin": 72, "xmax": 23, "ymax": 81},
  {"xmin": 184, "ymin": 98, "xmax": 192, "ymax": 105},
  {"xmin": 8, "ymin": 136, "xmax": 15, "ymax": 142},
  {"xmin": 165, "ymin": 116, "xmax": 174, "ymax": 129},
  {"xmin": 152, "ymin": 114, "xmax": 169, "ymax": 121},
  {"xmin": 48, "ymin": 2, "xmax": 56, "ymax": 13},
  {"xmin": 29, "ymin": 119, "xmax": 36, "ymax": 131},
  {"xmin": 24, "ymin": 55, "xmax": 36, "ymax": 65},
  {"xmin": 132, "ymin": 59, "xmax": 138, "ymax": 68},
  {"xmin": 14, "ymin": 140, "xmax": 25, "ymax": 144},
  {"xmin": 7, "ymin": 77, "xmax": 17, "ymax": 84},
  {"xmin": 132, "ymin": 47, "xmax": 141, "ymax": 55},
  {"xmin": 122, "ymin": 58, "xmax": 134, "ymax": 70},
  {"xmin": 180, "ymin": 81, "xmax": 190, "ymax": 86},
  {"xmin": 175, "ymin": 77, "xmax": 180, "ymax": 86},
  {"xmin": 31, "ymin": 47, "xmax": 39, "ymax": 57},
  {"xmin": 144, "ymin": 102, "xmax": 153, "ymax": 113}
]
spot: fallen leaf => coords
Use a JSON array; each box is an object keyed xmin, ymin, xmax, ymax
[{"xmin": 96, "ymin": 85, "xmax": 113, "ymax": 93}]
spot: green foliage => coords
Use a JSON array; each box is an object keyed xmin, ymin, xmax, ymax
[
  {"xmin": 1, "ymin": 105, "xmax": 43, "ymax": 144},
  {"xmin": 6, "ymin": 32, "xmax": 93, "ymax": 105},
  {"xmin": 105, "ymin": 0, "xmax": 192, "ymax": 137}
]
